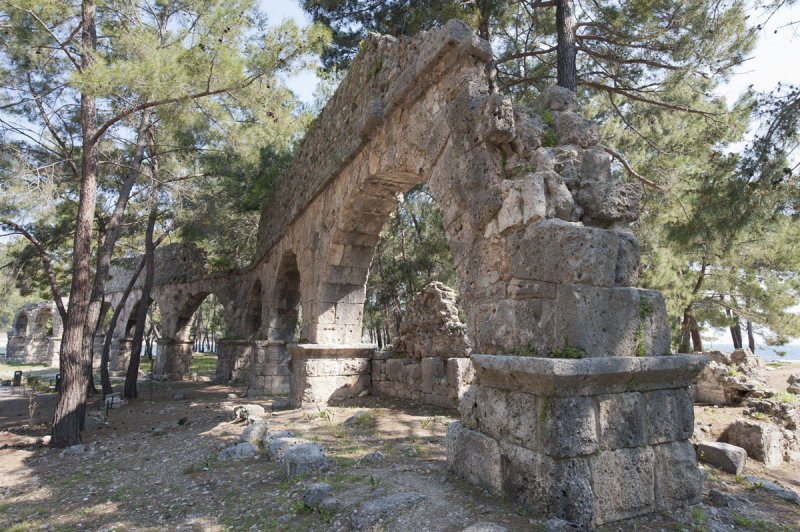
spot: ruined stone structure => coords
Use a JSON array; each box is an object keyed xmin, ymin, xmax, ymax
[
  {"xmin": 4, "ymin": 301, "xmax": 63, "ymax": 365},
  {"xmin": 9, "ymin": 20, "xmax": 707, "ymax": 526}
]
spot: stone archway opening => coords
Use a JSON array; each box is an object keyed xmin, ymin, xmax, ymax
[
  {"xmin": 270, "ymin": 252, "xmax": 302, "ymax": 342},
  {"xmin": 13, "ymin": 311, "xmax": 28, "ymax": 336},
  {"xmin": 156, "ymin": 292, "xmax": 226, "ymax": 380},
  {"xmin": 34, "ymin": 308, "xmax": 53, "ymax": 337},
  {"xmin": 363, "ymin": 183, "xmax": 461, "ymax": 348}
]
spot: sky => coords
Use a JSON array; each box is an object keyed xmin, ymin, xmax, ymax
[{"xmin": 260, "ymin": 0, "xmax": 800, "ymax": 108}]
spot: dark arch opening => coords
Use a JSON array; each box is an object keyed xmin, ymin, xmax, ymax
[
  {"xmin": 13, "ymin": 312, "xmax": 28, "ymax": 336},
  {"xmin": 244, "ymin": 279, "xmax": 263, "ymax": 338},
  {"xmin": 35, "ymin": 308, "xmax": 54, "ymax": 337},
  {"xmin": 270, "ymin": 252, "xmax": 301, "ymax": 342},
  {"xmin": 363, "ymin": 183, "xmax": 461, "ymax": 348}
]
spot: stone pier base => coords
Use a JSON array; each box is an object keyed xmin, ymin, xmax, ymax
[
  {"xmin": 154, "ymin": 339, "xmax": 193, "ymax": 380},
  {"xmin": 111, "ymin": 338, "xmax": 134, "ymax": 373},
  {"xmin": 289, "ymin": 344, "xmax": 374, "ymax": 407},
  {"xmin": 215, "ymin": 339, "xmax": 253, "ymax": 385},
  {"xmin": 449, "ymin": 354, "xmax": 707, "ymax": 527},
  {"xmin": 248, "ymin": 340, "xmax": 291, "ymax": 395}
]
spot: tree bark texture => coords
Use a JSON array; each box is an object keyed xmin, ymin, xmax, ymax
[
  {"xmin": 556, "ymin": 0, "xmax": 577, "ymax": 91},
  {"xmin": 52, "ymin": 0, "xmax": 97, "ymax": 448}
]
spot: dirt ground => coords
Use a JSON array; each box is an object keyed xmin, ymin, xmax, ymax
[{"xmin": 0, "ymin": 362, "xmax": 799, "ymax": 531}]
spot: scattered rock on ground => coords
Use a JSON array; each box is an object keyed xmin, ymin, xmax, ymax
[
  {"xmin": 303, "ymin": 483, "xmax": 334, "ymax": 509},
  {"xmin": 726, "ymin": 419, "xmax": 785, "ymax": 467},
  {"xmin": 463, "ymin": 522, "xmax": 508, "ymax": 531},
  {"xmin": 266, "ymin": 436, "xmax": 306, "ymax": 461},
  {"xmin": 217, "ymin": 442, "xmax": 257, "ymax": 461},
  {"xmin": 709, "ymin": 489, "xmax": 748, "ymax": 508},
  {"xmin": 695, "ymin": 441, "xmax": 747, "ymax": 475},
  {"xmin": 239, "ymin": 420, "xmax": 269, "ymax": 446},
  {"xmin": 282, "ymin": 442, "xmax": 327, "ymax": 477},
  {"xmin": 742, "ymin": 476, "xmax": 800, "ymax": 505},
  {"xmin": 343, "ymin": 411, "xmax": 371, "ymax": 427},
  {"xmin": 58, "ymin": 444, "xmax": 86, "ymax": 458},
  {"xmin": 361, "ymin": 451, "xmax": 384, "ymax": 462},
  {"xmin": 349, "ymin": 492, "xmax": 426, "ymax": 530}
]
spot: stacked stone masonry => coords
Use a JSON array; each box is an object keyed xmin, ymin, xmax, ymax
[
  {"xmin": 450, "ymin": 355, "xmax": 705, "ymax": 527},
  {"xmin": 10, "ymin": 20, "xmax": 709, "ymax": 526},
  {"xmin": 371, "ymin": 351, "xmax": 474, "ymax": 409}
]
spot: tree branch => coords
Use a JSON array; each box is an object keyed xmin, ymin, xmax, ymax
[
  {"xmin": 600, "ymin": 145, "xmax": 664, "ymax": 190},
  {"xmin": 8, "ymin": 3, "xmax": 82, "ymax": 72},
  {"xmin": 0, "ymin": 219, "xmax": 68, "ymax": 320}
]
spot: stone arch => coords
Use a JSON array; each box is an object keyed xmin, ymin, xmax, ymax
[
  {"xmin": 243, "ymin": 279, "xmax": 263, "ymax": 338},
  {"xmin": 269, "ymin": 251, "xmax": 302, "ymax": 342},
  {"xmin": 33, "ymin": 307, "xmax": 54, "ymax": 337},
  {"xmin": 13, "ymin": 311, "xmax": 29, "ymax": 336}
]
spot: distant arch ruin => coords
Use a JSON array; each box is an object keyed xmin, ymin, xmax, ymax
[{"xmin": 4, "ymin": 20, "xmax": 706, "ymax": 527}]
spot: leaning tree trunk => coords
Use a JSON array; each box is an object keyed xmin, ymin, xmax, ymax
[
  {"xmin": 727, "ymin": 308, "xmax": 743, "ymax": 349},
  {"xmin": 124, "ymin": 200, "xmax": 157, "ymax": 399},
  {"xmin": 99, "ymin": 256, "xmax": 146, "ymax": 396},
  {"xmin": 52, "ymin": 0, "xmax": 98, "ymax": 448},
  {"xmin": 746, "ymin": 320, "xmax": 755, "ymax": 352},
  {"xmin": 556, "ymin": 0, "xmax": 577, "ymax": 91}
]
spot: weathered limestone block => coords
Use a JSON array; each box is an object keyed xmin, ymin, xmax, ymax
[
  {"xmin": 481, "ymin": 93, "xmax": 515, "ymax": 146},
  {"xmin": 695, "ymin": 441, "xmax": 747, "ymax": 475},
  {"xmin": 577, "ymin": 181, "xmax": 642, "ymax": 224},
  {"xmin": 535, "ymin": 85, "xmax": 579, "ymax": 113},
  {"xmin": 646, "ymin": 388, "xmax": 694, "ymax": 444},
  {"xmin": 614, "ymin": 230, "xmax": 640, "ymax": 286},
  {"xmin": 288, "ymin": 344, "xmax": 373, "ymax": 407},
  {"xmin": 394, "ymin": 282, "xmax": 471, "ymax": 360},
  {"xmin": 446, "ymin": 357, "xmax": 475, "ymax": 402},
  {"xmin": 500, "ymin": 442, "xmax": 593, "ymax": 525},
  {"xmin": 421, "ymin": 357, "xmax": 444, "ymax": 394},
  {"xmin": 597, "ymin": 392, "xmax": 645, "ymax": 450},
  {"xmin": 512, "ymin": 107, "xmax": 545, "ymax": 154},
  {"xmin": 652, "ymin": 440, "xmax": 702, "ymax": 511},
  {"xmin": 509, "ymin": 219, "xmax": 618, "ymax": 287},
  {"xmin": 581, "ymin": 146, "xmax": 611, "ymax": 182},
  {"xmin": 554, "ymin": 111, "xmax": 599, "ymax": 148},
  {"xmin": 551, "ymin": 285, "xmax": 670, "ymax": 358},
  {"xmin": 725, "ymin": 419, "xmax": 785, "ymax": 467},
  {"xmin": 446, "ymin": 422, "xmax": 502, "ymax": 494},
  {"xmin": 449, "ymin": 355, "xmax": 706, "ymax": 527},
  {"xmin": 590, "ymin": 447, "xmax": 655, "ymax": 522}
]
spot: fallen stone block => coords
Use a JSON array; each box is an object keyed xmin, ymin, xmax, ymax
[
  {"xmin": 695, "ymin": 441, "xmax": 747, "ymax": 475},
  {"xmin": 726, "ymin": 419, "xmax": 785, "ymax": 467}
]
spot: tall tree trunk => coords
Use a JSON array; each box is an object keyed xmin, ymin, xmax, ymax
[
  {"xmin": 726, "ymin": 308, "xmax": 743, "ymax": 349},
  {"xmin": 124, "ymin": 201, "xmax": 157, "ymax": 399},
  {"xmin": 746, "ymin": 320, "xmax": 755, "ymax": 352},
  {"xmin": 84, "ymin": 111, "xmax": 152, "ymax": 395},
  {"xmin": 52, "ymin": 0, "xmax": 98, "ymax": 448},
  {"xmin": 556, "ymin": 0, "xmax": 577, "ymax": 91}
]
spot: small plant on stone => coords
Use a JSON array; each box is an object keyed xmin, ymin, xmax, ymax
[
  {"xmin": 775, "ymin": 391, "xmax": 797, "ymax": 404},
  {"xmin": 750, "ymin": 411, "xmax": 768, "ymax": 421},
  {"xmin": 549, "ymin": 344, "xmax": 586, "ymax": 359},
  {"xmin": 542, "ymin": 128, "xmax": 559, "ymax": 148},
  {"xmin": 689, "ymin": 506, "xmax": 708, "ymax": 530},
  {"xmin": 541, "ymin": 110, "xmax": 555, "ymax": 126}
]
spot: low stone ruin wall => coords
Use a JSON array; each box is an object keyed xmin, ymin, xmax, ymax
[{"xmin": 370, "ymin": 351, "xmax": 474, "ymax": 409}]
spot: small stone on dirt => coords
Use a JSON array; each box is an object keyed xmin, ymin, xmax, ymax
[
  {"xmin": 239, "ymin": 420, "xmax": 269, "ymax": 446},
  {"xmin": 303, "ymin": 483, "xmax": 334, "ymax": 508},
  {"xmin": 217, "ymin": 442, "xmax": 257, "ymax": 461},
  {"xmin": 349, "ymin": 492, "xmax": 425, "ymax": 530},
  {"xmin": 283, "ymin": 442, "xmax": 327, "ymax": 477}
]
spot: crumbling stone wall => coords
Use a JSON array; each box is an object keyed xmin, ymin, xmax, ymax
[
  {"xmin": 4, "ymin": 301, "xmax": 63, "ymax": 365},
  {"xmin": 393, "ymin": 282, "xmax": 471, "ymax": 360}
]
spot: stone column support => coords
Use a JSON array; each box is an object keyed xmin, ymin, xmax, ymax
[
  {"xmin": 111, "ymin": 338, "xmax": 134, "ymax": 373},
  {"xmin": 288, "ymin": 344, "xmax": 374, "ymax": 407},
  {"xmin": 248, "ymin": 340, "xmax": 291, "ymax": 395},
  {"xmin": 449, "ymin": 354, "xmax": 707, "ymax": 528},
  {"xmin": 153, "ymin": 338, "xmax": 193, "ymax": 380},
  {"xmin": 215, "ymin": 339, "xmax": 253, "ymax": 385}
]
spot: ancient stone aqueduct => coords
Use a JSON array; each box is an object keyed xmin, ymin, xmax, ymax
[{"xmin": 5, "ymin": 21, "xmax": 707, "ymax": 526}]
